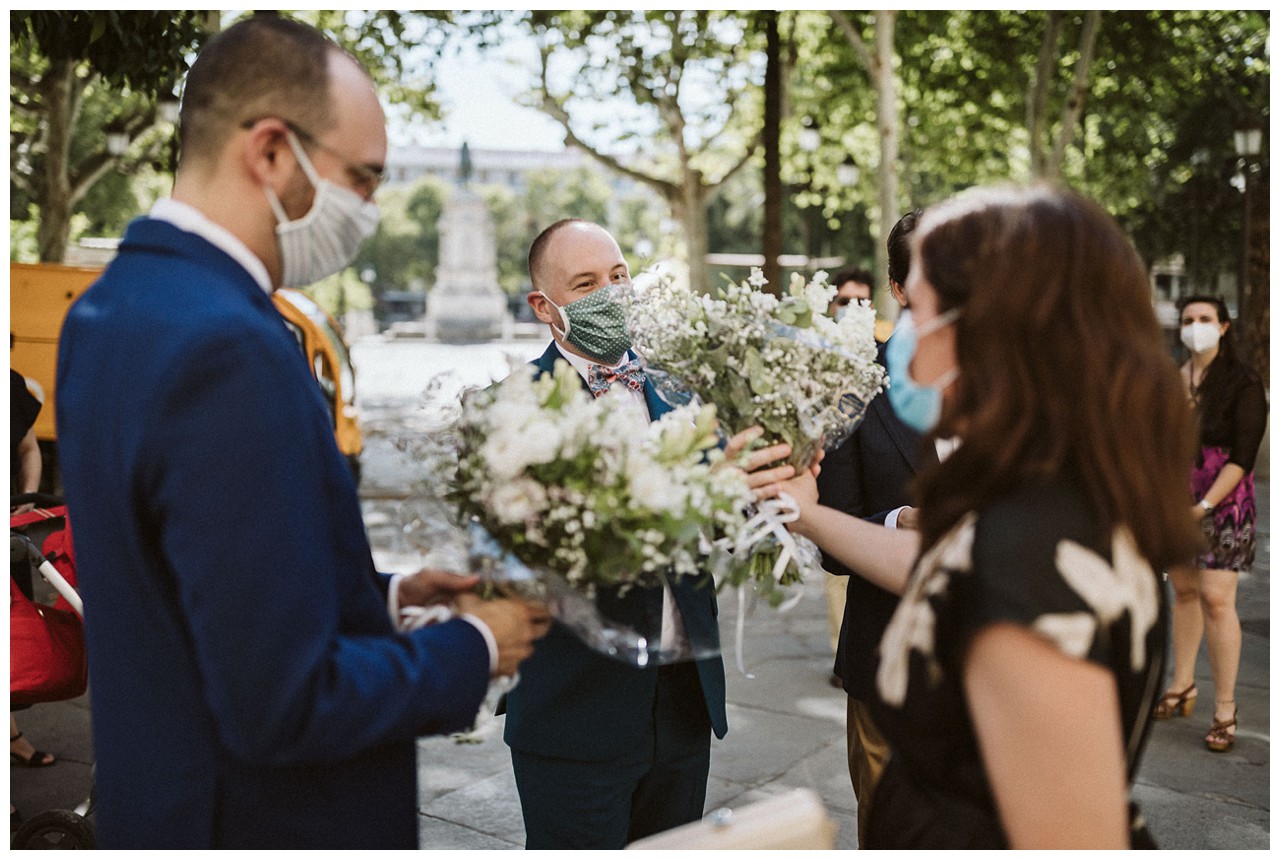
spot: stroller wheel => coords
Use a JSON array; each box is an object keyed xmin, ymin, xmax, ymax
[{"xmin": 11, "ymin": 809, "xmax": 96, "ymax": 849}]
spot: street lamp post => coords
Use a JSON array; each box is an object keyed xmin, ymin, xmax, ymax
[{"xmin": 1233, "ymin": 124, "xmax": 1262, "ymax": 321}]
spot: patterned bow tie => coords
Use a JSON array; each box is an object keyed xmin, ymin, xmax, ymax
[{"xmin": 587, "ymin": 360, "xmax": 647, "ymax": 398}]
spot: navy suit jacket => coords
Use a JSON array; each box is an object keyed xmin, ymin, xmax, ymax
[
  {"xmin": 501, "ymin": 343, "xmax": 728, "ymax": 761},
  {"xmin": 817, "ymin": 340, "xmax": 937, "ymax": 703},
  {"xmin": 56, "ymin": 217, "xmax": 492, "ymax": 849}
]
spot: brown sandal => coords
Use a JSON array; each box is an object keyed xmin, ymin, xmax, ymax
[
  {"xmin": 1153, "ymin": 684, "xmax": 1197, "ymax": 720},
  {"xmin": 1205, "ymin": 706, "xmax": 1238, "ymax": 753}
]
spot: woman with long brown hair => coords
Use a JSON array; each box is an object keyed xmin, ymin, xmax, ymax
[
  {"xmin": 772, "ymin": 185, "xmax": 1201, "ymax": 848},
  {"xmin": 1154, "ymin": 294, "xmax": 1267, "ymax": 752}
]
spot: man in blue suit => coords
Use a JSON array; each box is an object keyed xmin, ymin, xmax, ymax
[
  {"xmin": 503, "ymin": 219, "xmax": 792, "ymax": 848},
  {"xmin": 55, "ymin": 15, "xmax": 547, "ymax": 849},
  {"xmin": 817, "ymin": 209, "xmax": 958, "ymax": 847}
]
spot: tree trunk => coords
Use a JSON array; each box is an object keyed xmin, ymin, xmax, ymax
[
  {"xmin": 1027, "ymin": 11, "xmax": 1063, "ymax": 178},
  {"xmin": 1047, "ymin": 10, "xmax": 1102, "ymax": 180},
  {"xmin": 761, "ymin": 11, "xmax": 784, "ymax": 296},
  {"xmin": 873, "ymin": 11, "xmax": 899, "ymax": 319},
  {"xmin": 674, "ymin": 178, "xmax": 711, "ymax": 296},
  {"xmin": 36, "ymin": 58, "xmax": 78, "ymax": 263},
  {"xmin": 1242, "ymin": 163, "xmax": 1269, "ymax": 386}
]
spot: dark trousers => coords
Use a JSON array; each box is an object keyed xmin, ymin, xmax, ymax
[{"xmin": 510, "ymin": 662, "xmax": 712, "ymax": 849}]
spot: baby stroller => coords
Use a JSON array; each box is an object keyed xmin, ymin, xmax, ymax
[{"xmin": 10, "ymin": 493, "xmax": 96, "ymax": 849}]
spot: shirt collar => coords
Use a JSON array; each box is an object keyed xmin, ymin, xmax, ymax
[{"xmin": 149, "ymin": 198, "xmax": 273, "ymax": 294}]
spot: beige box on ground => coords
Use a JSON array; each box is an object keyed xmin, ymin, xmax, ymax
[{"xmin": 626, "ymin": 788, "xmax": 837, "ymax": 850}]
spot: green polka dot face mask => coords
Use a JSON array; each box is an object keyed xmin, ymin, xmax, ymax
[{"xmin": 539, "ymin": 284, "xmax": 634, "ymax": 365}]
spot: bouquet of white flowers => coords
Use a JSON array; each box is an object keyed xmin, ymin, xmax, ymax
[
  {"xmin": 444, "ymin": 359, "xmax": 759, "ymax": 662},
  {"xmin": 625, "ymin": 266, "xmax": 888, "ymax": 592},
  {"xmin": 628, "ymin": 266, "xmax": 886, "ymax": 470}
]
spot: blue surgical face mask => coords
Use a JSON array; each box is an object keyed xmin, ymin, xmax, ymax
[{"xmin": 885, "ymin": 308, "xmax": 960, "ymax": 434}]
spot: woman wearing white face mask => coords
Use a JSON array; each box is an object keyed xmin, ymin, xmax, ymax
[{"xmin": 1155, "ymin": 295, "xmax": 1268, "ymax": 753}]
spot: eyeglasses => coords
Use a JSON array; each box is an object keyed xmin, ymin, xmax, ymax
[{"xmin": 241, "ymin": 117, "xmax": 384, "ymax": 199}]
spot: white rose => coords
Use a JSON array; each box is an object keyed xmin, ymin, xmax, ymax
[
  {"xmin": 628, "ymin": 460, "xmax": 687, "ymax": 514},
  {"xmin": 481, "ymin": 431, "xmax": 538, "ymax": 480},
  {"xmin": 488, "ymin": 478, "xmax": 549, "ymax": 525},
  {"xmin": 518, "ymin": 418, "xmax": 563, "ymax": 465}
]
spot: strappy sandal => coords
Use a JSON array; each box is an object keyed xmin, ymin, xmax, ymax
[
  {"xmin": 9, "ymin": 732, "xmax": 56, "ymax": 768},
  {"xmin": 1205, "ymin": 704, "xmax": 1237, "ymax": 753},
  {"xmin": 1153, "ymin": 684, "xmax": 1197, "ymax": 720}
]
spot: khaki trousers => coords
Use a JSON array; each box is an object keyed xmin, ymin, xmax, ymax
[
  {"xmin": 846, "ymin": 696, "xmax": 890, "ymax": 848},
  {"xmin": 823, "ymin": 572, "xmax": 846, "ymax": 656}
]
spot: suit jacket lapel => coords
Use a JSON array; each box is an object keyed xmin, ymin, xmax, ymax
[
  {"xmin": 642, "ymin": 376, "xmax": 672, "ymax": 421},
  {"xmin": 533, "ymin": 341, "xmax": 563, "ymax": 377}
]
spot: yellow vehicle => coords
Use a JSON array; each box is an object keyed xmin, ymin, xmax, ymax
[
  {"xmin": 9, "ymin": 262, "xmax": 363, "ymax": 486},
  {"xmin": 272, "ymin": 288, "xmax": 364, "ymax": 483},
  {"xmin": 10, "ymin": 262, "xmax": 99, "ymax": 444}
]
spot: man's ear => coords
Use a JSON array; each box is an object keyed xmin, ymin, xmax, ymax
[
  {"xmin": 242, "ymin": 118, "xmax": 294, "ymax": 188},
  {"xmin": 527, "ymin": 290, "xmax": 558, "ymax": 326}
]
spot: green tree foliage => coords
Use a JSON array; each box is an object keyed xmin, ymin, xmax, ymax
[
  {"xmin": 11, "ymin": 11, "xmax": 208, "ymax": 261},
  {"xmin": 505, "ymin": 9, "xmax": 766, "ymax": 293},
  {"xmin": 483, "ymin": 166, "xmax": 616, "ymax": 295},
  {"xmin": 350, "ymin": 175, "xmax": 449, "ymax": 302},
  {"xmin": 296, "ymin": 10, "xmax": 454, "ymax": 123},
  {"xmin": 11, "ymin": 10, "xmax": 457, "ymax": 263},
  {"xmin": 800, "ymin": 9, "xmax": 1268, "ymax": 280}
]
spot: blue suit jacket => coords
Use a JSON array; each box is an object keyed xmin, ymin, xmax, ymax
[
  {"xmin": 55, "ymin": 218, "xmax": 492, "ymax": 849},
  {"xmin": 817, "ymin": 340, "xmax": 937, "ymax": 703},
  {"xmin": 501, "ymin": 343, "xmax": 728, "ymax": 761}
]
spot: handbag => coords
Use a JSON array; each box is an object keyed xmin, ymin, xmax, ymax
[
  {"xmin": 10, "ymin": 573, "xmax": 88, "ymax": 704},
  {"xmin": 10, "ymin": 510, "xmax": 88, "ymax": 705}
]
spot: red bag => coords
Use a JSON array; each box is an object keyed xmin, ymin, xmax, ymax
[
  {"xmin": 10, "ymin": 574, "xmax": 87, "ymax": 704},
  {"xmin": 10, "ymin": 508, "xmax": 87, "ymax": 705}
]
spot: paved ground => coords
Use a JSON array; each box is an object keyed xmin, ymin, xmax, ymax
[{"xmin": 10, "ymin": 339, "xmax": 1270, "ymax": 849}]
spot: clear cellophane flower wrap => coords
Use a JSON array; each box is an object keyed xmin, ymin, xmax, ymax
[
  {"xmin": 396, "ymin": 359, "xmax": 760, "ymax": 668},
  {"xmin": 625, "ymin": 265, "xmax": 888, "ymax": 601}
]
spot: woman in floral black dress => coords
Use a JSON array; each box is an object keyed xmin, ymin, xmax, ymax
[
  {"xmin": 775, "ymin": 186, "xmax": 1201, "ymax": 848},
  {"xmin": 1155, "ymin": 294, "xmax": 1267, "ymax": 752}
]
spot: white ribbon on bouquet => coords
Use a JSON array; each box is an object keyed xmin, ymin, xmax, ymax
[{"xmin": 728, "ymin": 493, "xmax": 806, "ymax": 677}]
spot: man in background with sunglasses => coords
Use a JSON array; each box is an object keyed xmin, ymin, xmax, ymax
[{"xmin": 56, "ymin": 13, "xmax": 547, "ymax": 849}]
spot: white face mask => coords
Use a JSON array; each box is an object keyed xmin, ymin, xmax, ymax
[
  {"xmin": 1180, "ymin": 321, "xmax": 1221, "ymax": 354},
  {"xmin": 264, "ymin": 132, "xmax": 380, "ymax": 288}
]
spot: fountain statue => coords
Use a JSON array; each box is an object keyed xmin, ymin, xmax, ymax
[{"xmin": 424, "ymin": 142, "xmax": 511, "ymax": 342}]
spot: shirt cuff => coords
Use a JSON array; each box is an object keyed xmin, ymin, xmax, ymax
[
  {"xmin": 386, "ymin": 571, "xmax": 406, "ymax": 624},
  {"xmin": 884, "ymin": 506, "xmax": 907, "ymax": 529},
  {"xmin": 459, "ymin": 614, "xmax": 500, "ymax": 675},
  {"xmin": 389, "ymin": 572, "xmax": 499, "ymax": 675}
]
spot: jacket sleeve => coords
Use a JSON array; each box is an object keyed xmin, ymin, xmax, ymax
[
  {"xmin": 815, "ymin": 430, "xmax": 865, "ymax": 578},
  {"xmin": 1227, "ymin": 373, "xmax": 1269, "ymax": 473},
  {"xmin": 140, "ymin": 325, "xmax": 490, "ymax": 766}
]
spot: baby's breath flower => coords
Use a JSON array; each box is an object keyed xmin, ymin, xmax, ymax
[{"xmin": 624, "ymin": 263, "xmax": 887, "ymax": 598}]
